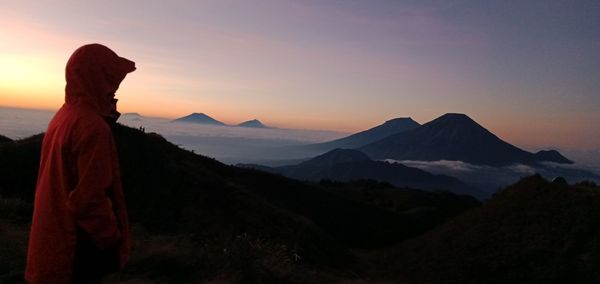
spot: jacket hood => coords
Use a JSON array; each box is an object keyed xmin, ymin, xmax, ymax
[{"xmin": 65, "ymin": 43, "xmax": 136, "ymax": 120}]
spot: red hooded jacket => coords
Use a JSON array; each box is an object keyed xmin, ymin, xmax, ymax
[{"xmin": 26, "ymin": 44, "xmax": 135, "ymax": 283}]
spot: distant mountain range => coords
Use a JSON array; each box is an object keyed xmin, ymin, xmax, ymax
[
  {"xmin": 172, "ymin": 113, "xmax": 226, "ymax": 125},
  {"xmin": 237, "ymin": 119, "xmax": 270, "ymax": 128},
  {"xmin": 164, "ymin": 111, "xmax": 572, "ymax": 167},
  {"xmin": 240, "ymin": 148, "xmax": 483, "ymax": 198},
  {"xmin": 172, "ymin": 113, "xmax": 271, "ymax": 128},
  {"xmin": 241, "ymin": 113, "xmax": 577, "ymax": 198},
  {"xmin": 307, "ymin": 117, "xmax": 419, "ymax": 150},
  {"xmin": 358, "ymin": 113, "xmax": 572, "ymax": 166}
]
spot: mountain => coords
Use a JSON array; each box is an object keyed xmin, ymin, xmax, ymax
[
  {"xmin": 308, "ymin": 117, "xmax": 420, "ymax": 151},
  {"xmin": 122, "ymin": 112, "xmax": 142, "ymax": 117},
  {"xmin": 237, "ymin": 119, "xmax": 269, "ymax": 128},
  {"xmin": 172, "ymin": 112, "xmax": 226, "ymax": 125},
  {"xmin": 382, "ymin": 175, "xmax": 600, "ymax": 283},
  {"xmin": 293, "ymin": 148, "xmax": 371, "ymax": 168},
  {"xmin": 0, "ymin": 134, "xmax": 11, "ymax": 144},
  {"xmin": 0, "ymin": 126, "xmax": 479, "ymax": 282},
  {"xmin": 120, "ymin": 112, "xmax": 143, "ymax": 121},
  {"xmin": 360, "ymin": 113, "xmax": 572, "ymax": 166},
  {"xmin": 533, "ymin": 150, "xmax": 572, "ymax": 164},
  {"xmin": 247, "ymin": 148, "xmax": 483, "ymax": 198}
]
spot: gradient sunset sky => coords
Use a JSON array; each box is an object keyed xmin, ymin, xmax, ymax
[{"xmin": 1, "ymin": 1, "xmax": 599, "ymax": 149}]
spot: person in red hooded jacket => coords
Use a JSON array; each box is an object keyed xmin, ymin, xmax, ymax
[{"xmin": 26, "ymin": 44, "xmax": 136, "ymax": 283}]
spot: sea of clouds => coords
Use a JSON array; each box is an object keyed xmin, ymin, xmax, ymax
[
  {"xmin": 0, "ymin": 107, "xmax": 346, "ymax": 164},
  {"xmin": 385, "ymin": 159, "xmax": 600, "ymax": 197}
]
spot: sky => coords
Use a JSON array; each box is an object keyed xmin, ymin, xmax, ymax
[{"xmin": 1, "ymin": 0, "xmax": 599, "ymax": 149}]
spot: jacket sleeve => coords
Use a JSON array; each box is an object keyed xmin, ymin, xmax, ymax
[{"xmin": 67, "ymin": 122, "xmax": 121, "ymax": 249}]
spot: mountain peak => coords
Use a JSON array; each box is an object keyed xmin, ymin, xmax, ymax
[
  {"xmin": 385, "ymin": 117, "xmax": 414, "ymax": 122},
  {"xmin": 238, "ymin": 119, "xmax": 269, "ymax": 128},
  {"xmin": 437, "ymin": 113, "xmax": 475, "ymax": 122},
  {"xmin": 308, "ymin": 116, "xmax": 420, "ymax": 150},
  {"xmin": 172, "ymin": 113, "xmax": 226, "ymax": 125},
  {"xmin": 441, "ymin": 113, "xmax": 469, "ymax": 118},
  {"xmin": 426, "ymin": 113, "xmax": 485, "ymax": 132},
  {"xmin": 360, "ymin": 113, "xmax": 560, "ymax": 166},
  {"xmin": 122, "ymin": 112, "xmax": 142, "ymax": 117},
  {"xmin": 383, "ymin": 117, "xmax": 417, "ymax": 125}
]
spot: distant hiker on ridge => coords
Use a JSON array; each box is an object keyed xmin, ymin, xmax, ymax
[{"xmin": 26, "ymin": 44, "xmax": 136, "ymax": 283}]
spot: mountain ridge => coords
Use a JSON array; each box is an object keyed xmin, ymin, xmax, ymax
[
  {"xmin": 0, "ymin": 134, "xmax": 11, "ymax": 144},
  {"xmin": 244, "ymin": 148, "xmax": 483, "ymax": 198},
  {"xmin": 359, "ymin": 113, "xmax": 572, "ymax": 166},
  {"xmin": 307, "ymin": 117, "xmax": 420, "ymax": 151}
]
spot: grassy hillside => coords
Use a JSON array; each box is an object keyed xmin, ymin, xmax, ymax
[{"xmin": 379, "ymin": 175, "xmax": 600, "ymax": 284}]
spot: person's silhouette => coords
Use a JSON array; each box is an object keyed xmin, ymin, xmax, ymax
[{"xmin": 26, "ymin": 44, "xmax": 135, "ymax": 283}]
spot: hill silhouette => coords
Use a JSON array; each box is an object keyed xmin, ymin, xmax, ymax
[
  {"xmin": 237, "ymin": 119, "xmax": 269, "ymax": 128},
  {"xmin": 292, "ymin": 148, "xmax": 371, "ymax": 167},
  {"xmin": 360, "ymin": 113, "xmax": 572, "ymax": 166},
  {"xmin": 308, "ymin": 117, "xmax": 419, "ymax": 151},
  {"xmin": 0, "ymin": 135, "xmax": 11, "ymax": 144},
  {"xmin": 379, "ymin": 175, "xmax": 600, "ymax": 283},
  {"xmin": 172, "ymin": 113, "xmax": 226, "ymax": 125},
  {"xmin": 0, "ymin": 125, "xmax": 479, "ymax": 282},
  {"xmin": 533, "ymin": 150, "xmax": 572, "ymax": 164},
  {"xmin": 244, "ymin": 149, "xmax": 483, "ymax": 198}
]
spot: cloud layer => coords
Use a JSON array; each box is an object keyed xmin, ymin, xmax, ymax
[{"xmin": 386, "ymin": 159, "xmax": 600, "ymax": 197}]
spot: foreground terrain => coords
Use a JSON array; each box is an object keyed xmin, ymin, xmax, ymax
[{"xmin": 1, "ymin": 125, "xmax": 599, "ymax": 283}]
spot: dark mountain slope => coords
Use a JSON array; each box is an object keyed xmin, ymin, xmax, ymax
[
  {"xmin": 0, "ymin": 130, "xmax": 349, "ymax": 265},
  {"xmin": 0, "ymin": 134, "xmax": 43, "ymax": 201},
  {"xmin": 307, "ymin": 117, "xmax": 419, "ymax": 151},
  {"xmin": 320, "ymin": 179, "xmax": 480, "ymax": 233},
  {"xmin": 534, "ymin": 150, "xmax": 572, "ymax": 164},
  {"xmin": 0, "ymin": 135, "xmax": 11, "ymax": 144},
  {"xmin": 256, "ymin": 149, "xmax": 483, "ymax": 198},
  {"xmin": 381, "ymin": 175, "xmax": 600, "ymax": 284},
  {"xmin": 0, "ymin": 126, "xmax": 479, "ymax": 249},
  {"xmin": 360, "ymin": 113, "xmax": 572, "ymax": 166},
  {"xmin": 172, "ymin": 112, "xmax": 226, "ymax": 125},
  {"xmin": 0, "ymin": 126, "xmax": 480, "ymax": 282},
  {"xmin": 294, "ymin": 148, "xmax": 371, "ymax": 168},
  {"xmin": 112, "ymin": 127, "xmax": 424, "ymax": 248}
]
